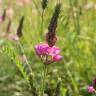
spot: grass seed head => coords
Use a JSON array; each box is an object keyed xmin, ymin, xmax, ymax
[{"xmin": 42, "ymin": 0, "xmax": 48, "ymax": 10}]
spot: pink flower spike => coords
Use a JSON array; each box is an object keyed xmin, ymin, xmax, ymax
[
  {"xmin": 53, "ymin": 55, "xmax": 63, "ymax": 62},
  {"xmin": 87, "ymin": 86, "xmax": 95, "ymax": 93}
]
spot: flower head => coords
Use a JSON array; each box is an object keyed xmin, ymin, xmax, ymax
[
  {"xmin": 87, "ymin": 85, "xmax": 95, "ymax": 93},
  {"xmin": 34, "ymin": 43, "xmax": 62, "ymax": 64},
  {"xmin": 53, "ymin": 55, "xmax": 62, "ymax": 62}
]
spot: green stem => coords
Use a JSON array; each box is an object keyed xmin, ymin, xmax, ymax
[
  {"xmin": 69, "ymin": 0, "xmax": 80, "ymax": 35},
  {"xmin": 17, "ymin": 41, "xmax": 38, "ymax": 96},
  {"xmin": 40, "ymin": 10, "xmax": 44, "ymax": 37},
  {"xmin": 32, "ymin": 0, "xmax": 41, "ymax": 16},
  {"xmin": 41, "ymin": 64, "xmax": 47, "ymax": 96}
]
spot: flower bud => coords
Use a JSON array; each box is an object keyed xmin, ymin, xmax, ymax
[
  {"xmin": 17, "ymin": 16, "xmax": 24, "ymax": 38},
  {"xmin": 42, "ymin": 0, "xmax": 48, "ymax": 10},
  {"xmin": 46, "ymin": 3, "xmax": 61, "ymax": 47}
]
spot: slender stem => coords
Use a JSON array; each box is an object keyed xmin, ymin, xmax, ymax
[
  {"xmin": 41, "ymin": 64, "xmax": 47, "ymax": 96},
  {"xmin": 17, "ymin": 41, "xmax": 38, "ymax": 96},
  {"xmin": 69, "ymin": 0, "xmax": 80, "ymax": 35},
  {"xmin": 40, "ymin": 10, "xmax": 44, "ymax": 37}
]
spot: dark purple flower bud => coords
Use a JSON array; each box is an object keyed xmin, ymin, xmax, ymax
[
  {"xmin": 93, "ymin": 78, "xmax": 96, "ymax": 89},
  {"xmin": 46, "ymin": 32, "xmax": 57, "ymax": 47},
  {"xmin": 2, "ymin": 9, "xmax": 6, "ymax": 21},
  {"xmin": 42, "ymin": 0, "xmax": 48, "ymax": 10},
  {"xmin": 0, "ymin": 9, "xmax": 6, "ymax": 23},
  {"xmin": 46, "ymin": 3, "xmax": 61, "ymax": 47},
  {"xmin": 17, "ymin": 16, "xmax": 24, "ymax": 38},
  {"xmin": 93, "ymin": 79, "xmax": 96, "ymax": 85},
  {"xmin": 6, "ymin": 19, "xmax": 12, "ymax": 34}
]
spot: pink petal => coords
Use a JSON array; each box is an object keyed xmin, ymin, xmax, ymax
[
  {"xmin": 87, "ymin": 86, "xmax": 95, "ymax": 93},
  {"xmin": 53, "ymin": 55, "xmax": 63, "ymax": 62}
]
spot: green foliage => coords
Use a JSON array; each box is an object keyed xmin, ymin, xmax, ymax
[{"xmin": 0, "ymin": 0, "xmax": 96, "ymax": 96}]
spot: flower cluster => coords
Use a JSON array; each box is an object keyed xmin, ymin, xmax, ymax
[
  {"xmin": 35, "ymin": 44, "xmax": 62, "ymax": 64},
  {"xmin": 34, "ymin": 3, "xmax": 62, "ymax": 65},
  {"xmin": 87, "ymin": 86, "xmax": 95, "ymax": 93},
  {"xmin": 87, "ymin": 78, "xmax": 96, "ymax": 94}
]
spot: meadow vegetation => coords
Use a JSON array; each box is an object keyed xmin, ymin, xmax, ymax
[{"xmin": 0, "ymin": 0, "xmax": 96, "ymax": 96}]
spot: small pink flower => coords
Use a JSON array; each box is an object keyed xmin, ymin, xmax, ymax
[
  {"xmin": 8, "ymin": 34, "xmax": 19, "ymax": 41},
  {"xmin": 0, "ymin": 16, "xmax": 2, "ymax": 23},
  {"xmin": 87, "ymin": 86, "xmax": 95, "ymax": 93},
  {"xmin": 53, "ymin": 55, "xmax": 62, "ymax": 62},
  {"xmin": 35, "ymin": 44, "xmax": 49, "ymax": 56},
  {"xmin": 47, "ymin": 46, "xmax": 60, "ymax": 55},
  {"xmin": 6, "ymin": 7, "xmax": 14, "ymax": 19},
  {"xmin": 34, "ymin": 43, "xmax": 62, "ymax": 64}
]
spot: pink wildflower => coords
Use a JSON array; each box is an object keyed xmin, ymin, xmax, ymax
[
  {"xmin": 87, "ymin": 86, "xmax": 95, "ymax": 93},
  {"xmin": 0, "ymin": 16, "xmax": 2, "ymax": 23},
  {"xmin": 34, "ymin": 43, "xmax": 62, "ymax": 64},
  {"xmin": 6, "ymin": 7, "xmax": 14, "ymax": 19},
  {"xmin": 53, "ymin": 55, "xmax": 62, "ymax": 62},
  {"xmin": 8, "ymin": 34, "xmax": 19, "ymax": 41}
]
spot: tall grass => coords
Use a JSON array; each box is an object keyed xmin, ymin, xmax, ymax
[{"xmin": 0, "ymin": 0, "xmax": 96, "ymax": 96}]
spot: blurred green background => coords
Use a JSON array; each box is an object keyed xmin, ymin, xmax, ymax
[{"xmin": 0, "ymin": 0, "xmax": 96, "ymax": 96}]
